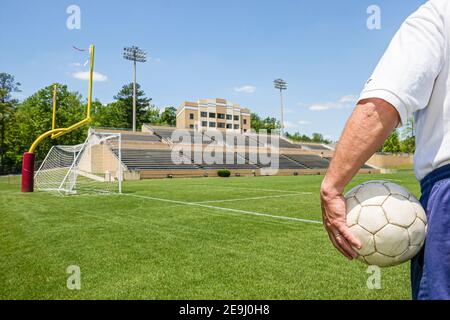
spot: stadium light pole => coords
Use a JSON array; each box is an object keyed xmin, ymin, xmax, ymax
[
  {"xmin": 274, "ymin": 79, "xmax": 287, "ymax": 136},
  {"xmin": 123, "ymin": 46, "xmax": 147, "ymax": 132}
]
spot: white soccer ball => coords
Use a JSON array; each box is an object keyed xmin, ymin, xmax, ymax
[{"xmin": 345, "ymin": 181, "xmax": 428, "ymax": 267}]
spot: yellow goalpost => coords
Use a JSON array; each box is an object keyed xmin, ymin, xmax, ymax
[{"xmin": 22, "ymin": 44, "xmax": 95, "ymax": 192}]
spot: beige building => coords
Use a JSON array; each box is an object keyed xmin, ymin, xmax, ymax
[{"xmin": 176, "ymin": 98, "xmax": 251, "ymax": 133}]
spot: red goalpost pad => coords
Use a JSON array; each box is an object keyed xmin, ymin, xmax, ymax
[{"xmin": 21, "ymin": 152, "xmax": 35, "ymax": 192}]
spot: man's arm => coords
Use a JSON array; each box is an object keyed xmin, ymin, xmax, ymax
[{"xmin": 320, "ymin": 98, "xmax": 400, "ymax": 259}]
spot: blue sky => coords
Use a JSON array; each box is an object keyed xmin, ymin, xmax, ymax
[{"xmin": 0, "ymin": 0, "xmax": 425, "ymax": 140}]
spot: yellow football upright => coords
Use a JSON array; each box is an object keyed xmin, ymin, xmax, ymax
[{"xmin": 22, "ymin": 44, "xmax": 95, "ymax": 192}]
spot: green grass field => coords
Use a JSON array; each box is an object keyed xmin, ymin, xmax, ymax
[{"xmin": 0, "ymin": 171, "xmax": 420, "ymax": 300}]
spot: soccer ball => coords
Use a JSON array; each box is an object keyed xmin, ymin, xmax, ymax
[{"xmin": 345, "ymin": 181, "xmax": 428, "ymax": 267}]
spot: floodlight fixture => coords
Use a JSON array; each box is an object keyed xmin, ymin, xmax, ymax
[
  {"xmin": 274, "ymin": 79, "xmax": 288, "ymax": 135},
  {"xmin": 123, "ymin": 46, "xmax": 147, "ymax": 131}
]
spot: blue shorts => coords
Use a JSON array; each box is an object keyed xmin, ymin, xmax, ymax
[{"xmin": 411, "ymin": 164, "xmax": 450, "ymax": 300}]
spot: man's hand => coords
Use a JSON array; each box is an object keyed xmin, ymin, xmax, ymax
[
  {"xmin": 320, "ymin": 99, "xmax": 400, "ymax": 260},
  {"xmin": 321, "ymin": 184, "xmax": 362, "ymax": 260}
]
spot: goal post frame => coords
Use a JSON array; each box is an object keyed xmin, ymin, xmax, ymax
[
  {"xmin": 57, "ymin": 135, "xmax": 90, "ymax": 193},
  {"xmin": 22, "ymin": 44, "xmax": 95, "ymax": 192},
  {"xmin": 34, "ymin": 131, "xmax": 123, "ymax": 195}
]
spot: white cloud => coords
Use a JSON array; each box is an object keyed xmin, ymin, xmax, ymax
[
  {"xmin": 339, "ymin": 94, "xmax": 358, "ymax": 104},
  {"xmin": 309, "ymin": 103, "xmax": 336, "ymax": 111},
  {"xmin": 72, "ymin": 71, "xmax": 108, "ymax": 82},
  {"xmin": 69, "ymin": 62, "xmax": 82, "ymax": 67},
  {"xmin": 298, "ymin": 120, "xmax": 310, "ymax": 125},
  {"xmin": 308, "ymin": 94, "xmax": 357, "ymax": 111},
  {"xmin": 234, "ymin": 85, "xmax": 256, "ymax": 94}
]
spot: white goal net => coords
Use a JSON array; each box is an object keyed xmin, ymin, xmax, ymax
[{"xmin": 35, "ymin": 131, "xmax": 123, "ymax": 195}]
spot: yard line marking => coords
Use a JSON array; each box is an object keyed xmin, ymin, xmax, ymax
[
  {"xmin": 123, "ymin": 193, "xmax": 322, "ymax": 225},
  {"xmin": 193, "ymin": 193, "xmax": 302, "ymax": 204},
  {"xmin": 186, "ymin": 184, "xmax": 312, "ymax": 195}
]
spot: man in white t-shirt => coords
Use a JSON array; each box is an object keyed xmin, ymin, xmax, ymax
[{"xmin": 320, "ymin": 0, "xmax": 450, "ymax": 300}]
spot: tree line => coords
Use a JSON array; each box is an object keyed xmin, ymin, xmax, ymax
[{"xmin": 285, "ymin": 132, "xmax": 332, "ymax": 145}]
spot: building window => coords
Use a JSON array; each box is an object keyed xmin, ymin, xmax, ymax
[
  {"xmin": 218, "ymin": 123, "xmax": 225, "ymax": 128},
  {"xmin": 189, "ymin": 124, "xmax": 194, "ymax": 129},
  {"xmin": 209, "ymin": 113, "xmax": 216, "ymax": 118},
  {"xmin": 234, "ymin": 115, "xmax": 239, "ymax": 121},
  {"xmin": 217, "ymin": 113, "xmax": 225, "ymax": 119},
  {"xmin": 202, "ymin": 121, "xmax": 208, "ymax": 127},
  {"xmin": 226, "ymin": 124, "xmax": 232, "ymax": 129},
  {"xmin": 243, "ymin": 119, "xmax": 247, "ymax": 125},
  {"xmin": 226, "ymin": 114, "xmax": 232, "ymax": 120},
  {"xmin": 189, "ymin": 113, "xmax": 194, "ymax": 120},
  {"xmin": 209, "ymin": 122, "xmax": 216, "ymax": 128},
  {"xmin": 201, "ymin": 112, "xmax": 207, "ymax": 118},
  {"xmin": 244, "ymin": 129, "xmax": 247, "ymax": 133},
  {"xmin": 234, "ymin": 124, "xmax": 240, "ymax": 129}
]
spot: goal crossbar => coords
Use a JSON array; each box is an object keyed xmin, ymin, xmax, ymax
[{"xmin": 34, "ymin": 131, "xmax": 123, "ymax": 195}]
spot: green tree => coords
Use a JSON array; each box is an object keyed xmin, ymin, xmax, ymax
[
  {"xmin": 300, "ymin": 134, "xmax": 312, "ymax": 142},
  {"xmin": 262, "ymin": 117, "xmax": 280, "ymax": 133},
  {"xmin": 8, "ymin": 84, "xmax": 86, "ymax": 165},
  {"xmin": 251, "ymin": 113, "xmax": 262, "ymax": 132},
  {"xmin": 251, "ymin": 114, "xmax": 283, "ymax": 133},
  {"xmin": 286, "ymin": 132, "xmax": 312, "ymax": 142},
  {"xmin": 0, "ymin": 73, "xmax": 21, "ymax": 171},
  {"xmin": 400, "ymin": 136, "xmax": 416, "ymax": 154},
  {"xmin": 312, "ymin": 133, "xmax": 324, "ymax": 143},
  {"xmin": 286, "ymin": 131, "xmax": 331, "ymax": 144},
  {"xmin": 382, "ymin": 130, "xmax": 401, "ymax": 153},
  {"xmin": 160, "ymin": 107, "xmax": 176, "ymax": 126},
  {"xmin": 113, "ymin": 83, "xmax": 158, "ymax": 129},
  {"xmin": 92, "ymin": 101, "xmax": 128, "ymax": 129}
]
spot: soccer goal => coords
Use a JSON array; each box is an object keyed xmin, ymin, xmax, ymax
[{"xmin": 34, "ymin": 131, "xmax": 123, "ymax": 195}]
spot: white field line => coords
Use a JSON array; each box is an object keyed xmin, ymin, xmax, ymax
[
  {"xmin": 186, "ymin": 183, "xmax": 313, "ymax": 195},
  {"xmin": 124, "ymin": 193, "xmax": 322, "ymax": 225},
  {"xmin": 193, "ymin": 193, "xmax": 302, "ymax": 204}
]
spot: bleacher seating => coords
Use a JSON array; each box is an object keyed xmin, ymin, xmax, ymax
[
  {"xmin": 121, "ymin": 134, "xmax": 161, "ymax": 142},
  {"xmin": 270, "ymin": 136, "xmax": 302, "ymax": 149},
  {"xmin": 221, "ymin": 133, "xmax": 256, "ymax": 147},
  {"xmin": 151, "ymin": 128, "xmax": 175, "ymax": 140},
  {"xmin": 258, "ymin": 135, "xmax": 301, "ymax": 149},
  {"xmin": 117, "ymin": 149, "xmax": 332, "ymax": 171},
  {"xmin": 259, "ymin": 154, "xmax": 308, "ymax": 169},
  {"xmin": 246, "ymin": 135, "xmax": 264, "ymax": 147},
  {"xmin": 284, "ymin": 154, "xmax": 331, "ymax": 169},
  {"xmin": 154, "ymin": 128, "xmax": 219, "ymax": 145},
  {"xmin": 300, "ymin": 144, "xmax": 330, "ymax": 151},
  {"xmin": 186, "ymin": 151, "xmax": 259, "ymax": 170},
  {"xmin": 99, "ymin": 127, "xmax": 376, "ymax": 174},
  {"xmin": 115, "ymin": 149, "xmax": 199, "ymax": 170}
]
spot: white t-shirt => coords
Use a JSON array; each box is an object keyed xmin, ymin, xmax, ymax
[{"xmin": 359, "ymin": 0, "xmax": 450, "ymax": 181}]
